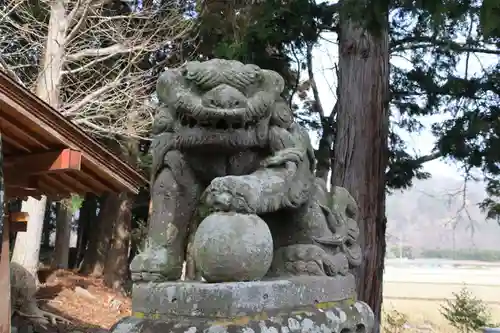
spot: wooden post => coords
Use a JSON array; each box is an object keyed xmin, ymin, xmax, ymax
[
  {"xmin": 0, "ymin": 131, "xmax": 9, "ymax": 333},
  {"xmin": 0, "ymin": 215, "xmax": 28, "ymax": 333}
]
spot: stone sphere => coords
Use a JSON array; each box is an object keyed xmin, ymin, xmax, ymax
[{"xmin": 193, "ymin": 212, "xmax": 273, "ymax": 282}]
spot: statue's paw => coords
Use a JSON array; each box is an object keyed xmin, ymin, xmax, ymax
[
  {"xmin": 322, "ymin": 252, "xmax": 350, "ymax": 276},
  {"xmin": 130, "ymin": 246, "xmax": 183, "ymax": 282},
  {"xmin": 261, "ymin": 147, "xmax": 305, "ymax": 167},
  {"xmin": 202, "ymin": 176, "xmax": 259, "ymax": 214}
]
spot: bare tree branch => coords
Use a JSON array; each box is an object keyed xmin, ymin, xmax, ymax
[
  {"xmin": 61, "ymin": 53, "xmax": 115, "ymax": 75},
  {"xmin": 415, "ymin": 151, "xmax": 442, "ymax": 164},
  {"xmin": 63, "ymin": 77, "xmax": 122, "ymax": 115},
  {"xmin": 0, "ymin": 56, "xmax": 24, "ymax": 85},
  {"xmin": 305, "ymin": 42, "xmax": 325, "ymax": 118},
  {"xmin": 66, "ymin": 43, "xmax": 149, "ymax": 61},
  {"xmin": 1, "ymin": 0, "xmax": 196, "ymax": 140},
  {"xmin": 65, "ymin": 0, "xmax": 92, "ymax": 44}
]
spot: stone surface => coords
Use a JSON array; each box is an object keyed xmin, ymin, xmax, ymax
[
  {"xmin": 110, "ymin": 300, "xmax": 374, "ymax": 333},
  {"xmin": 131, "ymin": 58, "xmax": 364, "ymax": 282},
  {"xmin": 132, "ymin": 275, "xmax": 356, "ymax": 318},
  {"xmin": 193, "ymin": 212, "xmax": 273, "ymax": 282},
  {"xmin": 121, "ymin": 58, "xmax": 375, "ymax": 333}
]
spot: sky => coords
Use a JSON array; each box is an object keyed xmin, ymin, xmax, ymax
[{"xmin": 307, "ymin": 29, "xmax": 497, "ymax": 180}]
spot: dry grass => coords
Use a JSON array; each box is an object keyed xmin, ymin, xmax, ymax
[
  {"xmin": 382, "ymin": 299, "xmax": 500, "ymax": 332},
  {"xmin": 381, "ymin": 265, "xmax": 500, "ymax": 332},
  {"xmin": 32, "ymin": 268, "xmax": 132, "ymax": 332}
]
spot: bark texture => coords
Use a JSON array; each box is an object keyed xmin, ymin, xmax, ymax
[
  {"xmin": 103, "ymin": 193, "xmax": 133, "ymax": 291},
  {"xmin": 0, "ymin": 132, "xmax": 9, "ymax": 333},
  {"xmin": 41, "ymin": 200, "xmax": 53, "ymax": 248},
  {"xmin": 52, "ymin": 201, "xmax": 73, "ymax": 269},
  {"xmin": 11, "ymin": 0, "xmax": 68, "ymax": 278},
  {"xmin": 332, "ymin": 3, "xmax": 390, "ymax": 330},
  {"xmin": 80, "ymin": 194, "xmax": 117, "ymax": 276},
  {"xmin": 11, "ymin": 197, "xmax": 47, "ymax": 280},
  {"xmin": 75, "ymin": 193, "xmax": 97, "ymax": 268},
  {"xmin": 34, "ymin": 0, "xmax": 67, "ymax": 106}
]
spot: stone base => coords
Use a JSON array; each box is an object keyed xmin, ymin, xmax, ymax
[
  {"xmin": 111, "ymin": 275, "xmax": 375, "ymax": 333},
  {"xmin": 132, "ymin": 275, "xmax": 357, "ymax": 318},
  {"xmin": 110, "ymin": 300, "xmax": 374, "ymax": 333}
]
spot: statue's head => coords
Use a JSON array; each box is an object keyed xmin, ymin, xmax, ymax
[{"xmin": 155, "ymin": 59, "xmax": 287, "ymax": 150}]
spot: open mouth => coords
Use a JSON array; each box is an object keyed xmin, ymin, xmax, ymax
[{"xmin": 176, "ymin": 112, "xmax": 260, "ymax": 130}]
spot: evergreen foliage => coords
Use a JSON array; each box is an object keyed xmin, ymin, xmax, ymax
[{"xmin": 188, "ymin": 0, "xmax": 500, "ymax": 219}]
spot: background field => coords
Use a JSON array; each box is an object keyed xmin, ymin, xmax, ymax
[{"xmin": 382, "ymin": 259, "xmax": 500, "ymax": 332}]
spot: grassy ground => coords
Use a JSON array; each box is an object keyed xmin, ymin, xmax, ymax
[
  {"xmin": 382, "ymin": 299, "xmax": 500, "ymax": 332},
  {"xmin": 381, "ymin": 265, "xmax": 500, "ymax": 332}
]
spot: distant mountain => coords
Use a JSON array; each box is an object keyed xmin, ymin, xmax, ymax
[{"xmin": 386, "ymin": 177, "xmax": 500, "ymax": 251}]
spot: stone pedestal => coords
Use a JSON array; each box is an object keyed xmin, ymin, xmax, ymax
[
  {"xmin": 117, "ymin": 58, "xmax": 377, "ymax": 333},
  {"xmin": 109, "ymin": 275, "xmax": 375, "ymax": 333}
]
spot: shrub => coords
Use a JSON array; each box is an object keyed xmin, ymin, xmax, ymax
[
  {"xmin": 383, "ymin": 309, "xmax": 408, "ymax": 333},
  {"xmin": 440, "ymin": 287, "xmax": 495, "ymax": 333}
]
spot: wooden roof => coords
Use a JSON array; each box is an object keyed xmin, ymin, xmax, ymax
[{"xmin": 0, "ymin": 71, "xmax": 148, "ymax": 198}]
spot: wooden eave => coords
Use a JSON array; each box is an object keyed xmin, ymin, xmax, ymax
[{"xmin": 0, "ymin": 71, "xmax": 148, "ymax": 199}]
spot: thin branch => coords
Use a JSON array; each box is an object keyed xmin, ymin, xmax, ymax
[
  {"xmin": 66, "ymin": 0, "xmax": 83, "ymax": 24},
  {"xmin": 2, "ymin": 0, "xmax": 196, "ymax": 140},
  {"xmin": 391, "ymin": 36, "xmax": 500, "ymax": 55},
  {"xmin": 65, "ymin": 43, "xmax": 150, "ymax": 61},
  {"xmin": 61, "ymin": 53, "xmax": 115, "ymax": 75},
  {"xmin": 63, "ymin": 77, "xmax": 122, "ymax": 116},
  {"xmin": 306, "ymin": 42, "xmax": 325, "ymax": 118},
  {"xmin": 463, "ymin": 12, "xmax": 474, "ymax": 80},
  {"xmin": 0, "ymin": 57, "xmax": 24, "ymax": 86},
  {"xmin": 74, "ymin": 118, "xmax": 150, "ymax": 140},
  {"xmin": 288, "ymin": 44, "xmax": 301, "ymax": 109},
  {"xmin": 65, "ymin": 0, "xmax": 92, "ymax": 44},
  {"xmin": 414, "ymin": 151, "xmax": 442, "ymax": 164}
]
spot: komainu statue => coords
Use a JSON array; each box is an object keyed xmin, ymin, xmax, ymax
[{"xmin": 113, "ymin": 59, "xmax": 375, "ymax": 333}]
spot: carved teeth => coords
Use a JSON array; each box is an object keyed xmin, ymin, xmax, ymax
[{"xmin": 177, "ymin": 111, "xmax": 258, "ymax": 130}]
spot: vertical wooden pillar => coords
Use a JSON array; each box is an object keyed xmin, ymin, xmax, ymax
[{"xmin": 0, "ymin": 131, "xmax": 9, "ymax": 333}]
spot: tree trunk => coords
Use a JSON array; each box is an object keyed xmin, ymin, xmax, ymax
[
  {"xmin": 332, "ymin": 2, "xmax": 390, "ymax": 330},
  {"xmin": 52, "ymin": 201, "xmax": 73, "ymax": 269},
  {"xmin": 128, "ymin": 198, "xmax": 149, "ymax": 268},
  {"xmin": 103, "ymin": 193, "xmax": 133, "ymax": 291},
  {"xmin": 34, "ymin": 0, "xmax": 67, "ymax": 106},
  {"xmin": 75, "ymin": 193, "xmax": 97, "ymax": 269},
  {"xmin": 11, "ymin": 197, "xmax": 48, "ymax": 279},
  {"xmin": 11, "ymin": 0, "xmax": 68, "ymax": 284},
  {"xmin": 8, "ymin": 199, "xmax": 22, "ymax": 248},
  {"xmin": 80, "ymin": 194, "xmax": 117, "ymax": 276},
  {"xmin": 0, "ymin": 131, "xmax": 9, "ymax": 333},
  {"xmin": 315, "ymin": 117, "xmax": 335, "ymax": 183},
  {"xmin": 41, "ymin": 200, "xmax": 53, "ymax": 248}
]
